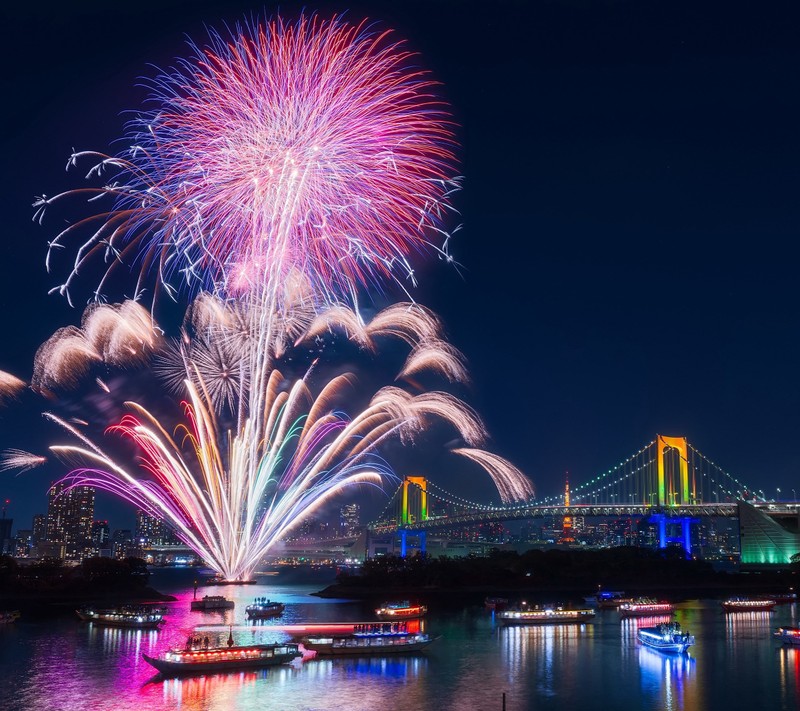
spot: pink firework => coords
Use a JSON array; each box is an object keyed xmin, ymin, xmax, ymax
[{"xmin": 40, "ymin": 14, "xmax": 459, "ymax": 305}]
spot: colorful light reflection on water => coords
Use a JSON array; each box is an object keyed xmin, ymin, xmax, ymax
[{"xmin": 2, "ymin": 576, "xmax": 800, "ymax": 711}]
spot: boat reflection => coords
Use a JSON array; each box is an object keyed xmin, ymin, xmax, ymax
[
  {"xmin": 500, "ymin": 620, "xmax": 593, "ymax": 674},
  {"xmin": 307, "ymin": 656, "xmax": 427, "ymax": 679},
  {"xmin": 724, "ymin": 611, "xmax": 773, "ymax": 642},
  {"xmin": 159, "ymin": 666, "xmax": 297, "ymax": 709},
  {"xmin": 638, "ymin": 645, "xmax": 695, "ymax": 711}
]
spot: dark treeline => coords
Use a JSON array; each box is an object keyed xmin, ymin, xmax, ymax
[
  {"xmin": 0, "ymin": 556, "xmax": 172, "ymax": 614},
  {"xmin": 323, "ymin": 547, "xmax": 797, "ymax": 600}
]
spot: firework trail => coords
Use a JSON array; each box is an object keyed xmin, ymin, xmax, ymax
[
  {"xmin": 36, "ymin": 297, "xmax": 533, "ymax": 580},
  {"xmin": 0, "ymin": 370, "xmax": 26, "ymax": 406}
]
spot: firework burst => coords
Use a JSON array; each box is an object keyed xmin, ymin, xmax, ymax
[{"xmin": 39, "ymin": 14, "xmax": 459, "ymax": 307}]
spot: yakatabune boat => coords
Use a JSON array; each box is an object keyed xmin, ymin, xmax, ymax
[
  {"xmin": 76, "ymin": 606, "xmax": 165, "ymax": 629},
  {"xmin": 721, "ymin": 597, "xmax": 776, "ymax": 612},
  {"xmin": 245, "ymin": 597, "xmax": 285, "ymax": 619},
  {"xmin": 375, "ymin": 601, "xmax": 427, "ymax": 620},
  {"xmin": 498, "ymin": 606, "xmax": 596, "ymax": 625},
  {"xmin": 618, "ymin": 599, "xmax": 674, "ymax": 617},
  {"xmin": 774, "ymin": 627, "xmax": 800, "ymax": 645},
  {"xmin": 638, "ymin": 622, "xmax": 694, "ymax": 653},
  {"xmin": 143, "ymin": 642, "xmax": 301, "ymax": 676},
  {"xmin": 190, "ymin": 595, "xmax": 235, "ymax": 611},
  {"xmin": 301, "ymin": 622, "xmax": 437, "ymax": 656}
]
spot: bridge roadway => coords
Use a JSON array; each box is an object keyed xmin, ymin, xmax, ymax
[{"xmin": 369, "ymin": 502, "xmax": 800, "ymax": 534}]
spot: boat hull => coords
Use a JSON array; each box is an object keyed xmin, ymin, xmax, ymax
[
  {"xmin": 619, "ymin": 607, "xmax": 674, "ymax": 618},
  {"xmin": 303, "ymin": 635, "xmax": 437, "ymax": 656},
  {"xmin": 76, "ymin": 610, "xmax": 164, "ymax": 629},
  {"xmin": 639, "ymin": 639, "xmax": 693, "ymax": 653},
  {"xmin": 143, "ymin": 646, "xmax": 300, "ymax": 677},
  {"xmin": 499, "ymin": 610, "xmax": 595, "ymax": 625}
]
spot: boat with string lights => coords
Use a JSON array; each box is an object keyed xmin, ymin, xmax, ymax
[
  {"xmin": 76, "ymin": 606, "xmax": 165, "ymax": 629},
  {"xmin": 774, "ymin": 627, "xmax": 800, "ymax": 645},
  {"xmin": 375, "ymin": 601, "xmax": 427, "ymax": 620},
  {"xmin": 245, "ymin": 597, "xmax": 285, "ymax": 619},
  {"xmin": 721, "ymin": 597, "xmax": 776, "ymax": 612},
  {"xmin": 190, "ymin": 595, "xmax": 235, "ymax": 611},
  {"xmin": 300, "ymin": 622, "xmax": 437, "ymax": 656},
  {"xmin": 618, "ymin": 599, "xmax": 674, "ymax": 618},
  {"xmin": 638, "ymin": 622, "xmax": 694, "ymax": 653},
  {"xmin": 143, "ymin": 639, "xmax": 302, "ymax": 676},
  {"xmin": 498, "ymin": 605, "xmax": 596, "ymax": 625}
]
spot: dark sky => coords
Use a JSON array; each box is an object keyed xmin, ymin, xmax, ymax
[{"xmin": 1, "ymin": 0, "xmax": 800, "ymax": 530}]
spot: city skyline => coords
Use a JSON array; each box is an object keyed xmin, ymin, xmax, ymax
[{"xmin": 2, "ymin": 1, "xmax": 800, "ymax": 532}]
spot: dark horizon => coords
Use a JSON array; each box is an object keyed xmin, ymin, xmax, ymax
[{"xmin": 2, "ymin": 0, "xmax": 800, "ymax": 531}]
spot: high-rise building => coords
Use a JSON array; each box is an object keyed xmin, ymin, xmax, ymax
[
  {"xmin": 45, "ymin": 482, "xmax": 96, "ymax": 560},
  {"xmin": 136, "ymin": 510, "xmax": 167, "ymax": 545},
  {"xmin": 340, "ymin": 503, "xmax": 361, "ymax": 536},
  {"xmin": 92, "ymin": 520, "xmax": 110, "ymax": 546},
  {"xmin": 0, "ymin": 516, "xmax": 13, "ymax": 555},
  {"xmin": 14, "ymin": 530, "xmax": 33, "ymax": 557},
  {"xmin": 32, "ymin": 514, "xmax": 47, "ymax": 545}
]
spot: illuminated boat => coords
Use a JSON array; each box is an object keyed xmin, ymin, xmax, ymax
[
  {"xmin": 498, "ymin": 605, "xmax": 596, "ymax": 625},
  {"xmin": 721, "ymin": 597, "xmax": 776, "ymax": 612},
  {"xmin": 245, "ymin": 597, "xmax": 285, "ymax": 619},
  {"xmin": 774, "ymin": 626, "xmax": 800, "ymax": 645},
  {"xmin": 637, "ymin": 622, "xmax": 694, "ymax": 653},
  {"xmin": 618, "ymin": 599, "xmax": 674, "ymax": 618},
  {"xmin": 0, "ymin": 610, "xmax": 20, "ymax": 624},
  {"xmin": 76, "ymin": 606, "xmax": 165, "ymax": 629},
  {"xmin": 190, "ymin": 595, "xmax": 235, "ymax": 611},
  {"xmin": 375, "ymin": 601, "xmax": 427, "ymax": 620},
  {"xmin": 142, "ymin": 642, "xmax": 301, "ymax": 676},
  {"xmin": 301, "ymin": 622, "xmax": 437, "ymax": 656},
  {"xmin": 205, "ymin": 576, "xmax": 258, "ymax": 586}
]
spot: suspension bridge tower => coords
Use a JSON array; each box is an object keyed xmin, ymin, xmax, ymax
[
  {"xmin": 650, "ymin": 435, "xmax": 699, "ymax": 558},
  {"xmin": 399, "ymin": 476, "xmax": 428, "ymax": 557}
]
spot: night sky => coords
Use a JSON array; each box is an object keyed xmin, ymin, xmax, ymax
[{"xmin": 1, "ymin": 0, "xmax": 800, "ymax": 530}]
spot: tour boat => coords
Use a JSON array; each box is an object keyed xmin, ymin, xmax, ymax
[
  {"xmin": 76, "ymin": 606, "xmax": 165, "ymax": 629},
  {"xmin": 618, "ymin": 599, "xmax": 674, "ymax": 618},
  {"xmin": 774, "ymin": 627, "xmax": 800, "ymax": 645},
  {"xmin": 721, "ymin": 597, "xmax": 776, "ymax": 612},
  {"xmin": 375, "ymin": 601, "xmax": 427, "ymax": 620},
  {"xmin": 0, "ymin": 610, "xmax": 20, "ymax": 624},
  {"xmin": 637, "ymin": 622, "xmax": 694, "ymax": 653},
  {"xmin": 143, "ymin": 641, "xmax": 301, "ymax": 676},
  {"xmin": 205, "ymin": 576, "xmax": 258, "ymax": 586},
  {"xmin": 301, "ymin": 622, "xmax": 437, "ymax": 656},
  {"xmin": 485, "ymin": 597, "xmax": 509, "ymax": 611},
  {"xmin": 498, "ymin": 605, "xmax": 596, "ymax": 625},
  {"xmin": 190, "ymin": 595, "xmax": 235, "ymax": 611},
  {"xmin": 245, "ymin": 597, "xmax": 285, "ymax": 619}
]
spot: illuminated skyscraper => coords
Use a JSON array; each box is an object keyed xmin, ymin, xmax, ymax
[
  {"xmin": 45, "ymin": 482, "xmax": 95, "ymax": 560},
  {"xmin": 136, "ymin": 510, "xmax": 167, "ymax": 545},
  {"xmin": 340, "ymin": 503, "xmax": 361, "ymax": 536},
  {"xmin": 92, "ymin": 520, "xmax": 110, "ymax": 546}
]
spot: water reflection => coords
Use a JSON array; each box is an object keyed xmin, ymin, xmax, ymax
[{"xmin": 638, "ymin": 646, "xmax": 695, "ymax": 711}]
